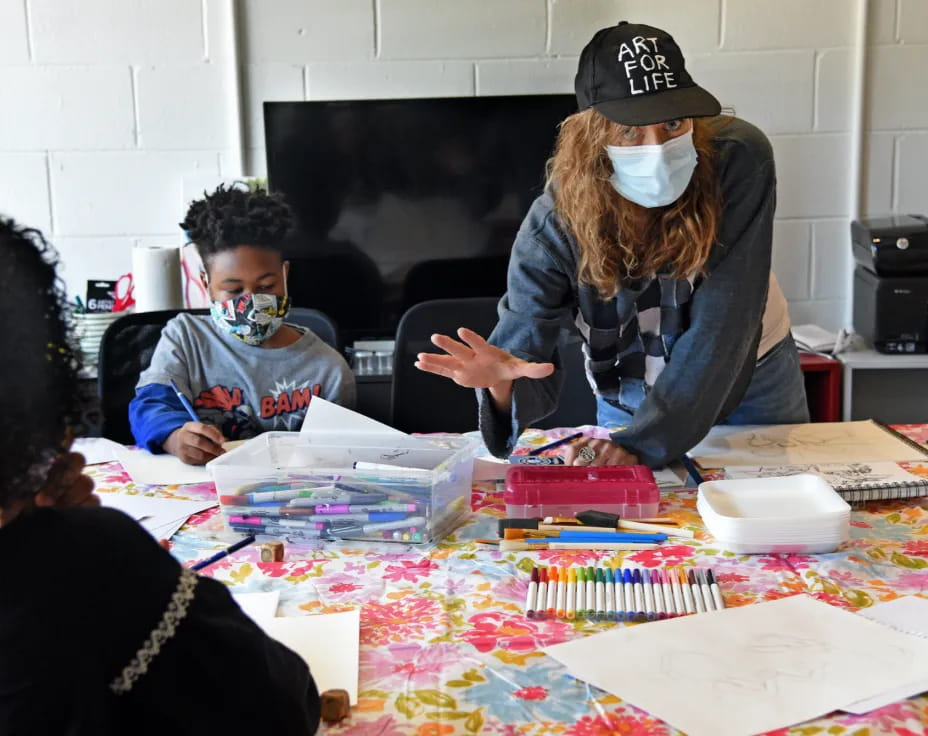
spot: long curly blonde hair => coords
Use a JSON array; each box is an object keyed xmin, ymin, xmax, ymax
[{"xmin": 547, "ymin": 109, "xmax": 722, "ymax": 299}]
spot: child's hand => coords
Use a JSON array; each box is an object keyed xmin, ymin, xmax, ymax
[
  {"xmin": 164, "ymin": 422, "xmax": 226, "ymax": 465},
  {"xmin": 36, "ymin": 452, "xmax": 99, "ymax": 509}
]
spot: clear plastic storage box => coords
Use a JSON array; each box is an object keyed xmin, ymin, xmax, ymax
[{"xmin": 207, "ymin": 432, "xmax": 479, "ymax": 544}]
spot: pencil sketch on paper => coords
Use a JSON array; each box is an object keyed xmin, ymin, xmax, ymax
[{"xmin": 690, "ymin": 421, "xmax": 928, "ymax": 467}]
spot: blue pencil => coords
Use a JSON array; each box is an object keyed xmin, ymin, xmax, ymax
[
  {"xmin": 528, "ymin": 431, "xmax": 585, "ymax": 456},
  {"xmin": 169, "ymin": 378, "xmax": 199, "ymax": 422},
  {"xmin": 191, "ymin": 535, "xmax": 256, "ymax": 571}
]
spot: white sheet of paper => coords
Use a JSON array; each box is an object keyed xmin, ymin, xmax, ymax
[
  {"xmin": 232, "ymin": 591, "xmax": 281, "ymax": 622},
  {"xmin": 840, "ymin": 597, "xmax": 928, "ymax": 713},
  {"xmin": 259, "ymin": 609, "xmax": 360, "ymax": 704},
  {"xmin": 543, "ymin": 595, "xmax": 928, "ymax": 736},
  {"xmin": 115, "ymin": 446, "xmax": 212, "ymax": 485},
  {"xmin": 73, "ymin": 437, "xmax": 125, "ymax": 465},
  {"xmin": 300, "ymin": 396, "xmax": 418, "ymax": 443},
  {"xmin": 99, "ymin": 494, "xmax": 217, "ymax": 539},
  {"xmin": 690, "ymin": 420, "xmax": 928, "ymax": 467}
]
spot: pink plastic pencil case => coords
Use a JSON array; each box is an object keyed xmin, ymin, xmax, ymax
[{"xmin": 504, "ymin": 465, "xmax": 660, "ymax": 519}]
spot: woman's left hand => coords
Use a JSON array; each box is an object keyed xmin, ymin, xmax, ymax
[
  {"xmin": 35, "ymin": 452, "xmax": 98, "ymax": 509},
  {"xmin": 562, "ymin": 438, "xmax": 639, "ymax": 467}
]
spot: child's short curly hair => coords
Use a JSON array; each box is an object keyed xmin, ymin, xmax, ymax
[
  {"xmin": 0, "ymin": 217, "xmax": 83, "ymax": 507},
  {"xmin": 179, "ymin": 183, "xmax": 293, "ymax": 268}
]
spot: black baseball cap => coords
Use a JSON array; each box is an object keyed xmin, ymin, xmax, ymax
[{"xmin": 575, "ymin": 21, "xmax": 720, "ymax": 126}]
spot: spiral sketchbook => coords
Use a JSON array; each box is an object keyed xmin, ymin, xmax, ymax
[{"xmin": 723, "ymin": 461, "xmax": 928, "ymax": 502}]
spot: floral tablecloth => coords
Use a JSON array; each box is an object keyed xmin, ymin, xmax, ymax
[{"xmin": 85, "ymin": 424, "xmax": 928, "ymax": 736}]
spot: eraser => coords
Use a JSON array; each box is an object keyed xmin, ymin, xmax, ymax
[
  {"xmin": 320, "ymin": 689, "xmax": 351, "ymax": 723},
  {"xmin": 259, "ymin": 541, "xmax": 285, "ymax": 562}
]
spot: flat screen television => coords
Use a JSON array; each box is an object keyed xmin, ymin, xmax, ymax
[{"xmin": 264, "ymin": 94, "xmax": 577, "ymax": 342}]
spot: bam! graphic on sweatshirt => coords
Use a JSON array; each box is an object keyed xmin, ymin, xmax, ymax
[{"xmin": 194, "ymin": 381, "xmax": 321, "ymax": 436}]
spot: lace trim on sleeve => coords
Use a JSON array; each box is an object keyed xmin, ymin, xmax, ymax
[{"xmin": 109, "ymin": 567, "xmax": 199, "ymax": 695}]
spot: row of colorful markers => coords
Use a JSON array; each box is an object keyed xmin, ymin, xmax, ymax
[{"xmin": 525, "ymin": 566, "xmax": 725, "ymax": 621}]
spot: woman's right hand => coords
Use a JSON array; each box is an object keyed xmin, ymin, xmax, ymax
[
  {"xmin": 164, "ymin": 422, "xmax": 226, "ymax": 465},
  {"xmin": 414, "ymin": 327, "xmax": 554, "ymax": 389}
]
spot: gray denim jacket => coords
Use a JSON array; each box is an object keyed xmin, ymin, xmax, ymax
[{"xmin": 477, "ymin": 117, "xmax": 776, "ymax": 467}]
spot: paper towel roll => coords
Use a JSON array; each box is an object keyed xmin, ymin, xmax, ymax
[{"xmin": 132, "ymin": 245, "xmax": 183, "ymax": 312}]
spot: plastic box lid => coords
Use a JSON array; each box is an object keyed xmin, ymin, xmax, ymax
[{"xmin": 504, "ymin": 464, "xmax": 659, "ymax": 506}]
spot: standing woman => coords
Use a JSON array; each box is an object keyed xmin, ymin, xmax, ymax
[{"xmin": 415, "ymin": 22, "xmax": 808, "ymax": 468}]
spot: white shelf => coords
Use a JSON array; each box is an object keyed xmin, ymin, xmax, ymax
[{"xmin": 837, "ymin": 348, "xmax": 928, "ymax": 369}]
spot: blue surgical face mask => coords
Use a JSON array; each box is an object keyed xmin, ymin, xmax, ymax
[{"xmin": 605, "ymin": 129, "xmax": 698, "ymax": 208}]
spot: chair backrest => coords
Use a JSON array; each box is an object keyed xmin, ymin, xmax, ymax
[
  {"xmin": 392, "ymin": 297, "xmax": 501, "ymax": 434},
  {"xmin": 97, "ymin": 309, "xmax": 207, "ymax": 443},
  {"xmin": 391, "ymin": 298, "xmax": 598, "ymax": 434},
  {"xmin": 287, "ymin": 307, "xmax": 340, "ymax": 352}
]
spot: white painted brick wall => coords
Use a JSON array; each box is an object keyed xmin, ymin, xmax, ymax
[
  {"xmin": 136, "ymin": 65, "xmax": 234, "ymax": 149},
  {"xmin": 476, "ymin": 59, "xmax": 576, "ymax": 96},
  {"xmin": 306, "ymin": 61, "xmax": 475, "ymax": 100},
  {"xmin": 379, "ymin": 0, "xmax": 546, "ymax": 59},
  {"xmin": 0, "ymin": 66, "xmax": 135, "ymax": 150},
  {"xmin": 549, "ymin": 0, "xmax": 720, "ymax": 56},
  {"xmin": 29, "ymin": 0, "xmax": 205, "ymax": 64},
  {"xmin": 0, "ymin": 154, "xmax": 52, "ymax": 233},
  {"xmin": 688, "ymin": 51, "xmax": 815, "ymax": 134},
  {"xmin": 771, "ymin": 221, "xmax": 811, "ymax": 301},
  {"xmin": 770, "ymin": 134, "xmax": 851, "ymax": 218},
  {"xmin": 50, "ymin": 152, "xmax": 220, "ymax": 236},
  {"xmin": 895, "ymin": 133, "xmax": 928, "ymax": 212},
  {"xmin": 811, "ymin": 221, "xmax": 852, "ymax": 300},
  {"xmin": 722, "ymin": 0, "xmax": 855, "ymax": 50},
  {"xmin": 238, "ymin": 0, "xmax": 373, "ymax": 63},
  {"xmin": 0, "ymin": 0, "xmax": 924, "ymax": 333},
  {"xmin": 867, "ymin": 45, "xmax": 928, "ymax": 130},
  {"xmin": 0, "ymin": 1, "xmax": 29, "ymax": 63},
  {"xmin": 898, "ymin": 0, "xmax": 928, "ymax": 44}
]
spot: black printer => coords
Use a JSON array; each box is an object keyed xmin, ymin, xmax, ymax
[{"xmin": 852, "ymin": 215, "xmax": 928, "ymax": 354}]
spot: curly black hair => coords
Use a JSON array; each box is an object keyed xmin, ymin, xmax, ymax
[
  {"xmin": 0, "ymin": 217, "xmax": 83, "ymax": 508},
  {"xmin": 179, "ymin": 183, "xmax": 293, "ymax": 268}
]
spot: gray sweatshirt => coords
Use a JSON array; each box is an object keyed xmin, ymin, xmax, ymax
[
  {"xmin": 478, "ymin": 117, "xmax": 776, "ymax": 467},
  {"xmin": 130, "ymin": 313, "xmax": 355, "ymax": 449}
]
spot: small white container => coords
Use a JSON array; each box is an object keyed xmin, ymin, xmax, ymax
[{"xmin": 697, "ymin": 474, "xmax": 850, "ymax": 554}]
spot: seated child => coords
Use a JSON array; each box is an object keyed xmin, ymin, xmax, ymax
[
  {"xmin": 0, "ymin": 216, "xmax": 320, "ymax": 735},
  {"xmin": 130, "ymin": 184, "xmax": 355, "ymax": 465}
]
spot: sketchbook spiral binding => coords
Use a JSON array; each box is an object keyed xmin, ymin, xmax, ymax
[{"xmin": 836, "ymin": 478, "xmax": 928, "ymax": 503}]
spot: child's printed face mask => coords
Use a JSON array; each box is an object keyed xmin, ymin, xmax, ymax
[{"xmin": 206, "ymin": 269, "xmax": 291, "ymax": 346}]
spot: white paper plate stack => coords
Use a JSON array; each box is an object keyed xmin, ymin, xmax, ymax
[
  {"xmin": 72, "ymin": 310, "xmax": 128, "ymax": 376},
  {"xmin": 697, "ymin": 474, "xmax": 851, "ymax": 554}
]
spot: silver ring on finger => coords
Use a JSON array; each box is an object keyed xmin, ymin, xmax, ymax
[{"xmin": 578, "ymin": 445, "xmax": 597, "ymax": 464}]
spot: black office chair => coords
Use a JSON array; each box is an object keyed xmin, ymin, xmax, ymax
[
  {"xmin": 391, "ymin": 297, "xmax": 598, "ymax": 434},
  {"xmin": 97, "ymin": 307, "xmax": 340, "ymax": 443},
  {"xmin": 288, "ymin": 307, "xmax": 340, "ymax": 353},
  {"xmin": 400, "ymin": 256, "xmax": 509, "ymax": 314}
]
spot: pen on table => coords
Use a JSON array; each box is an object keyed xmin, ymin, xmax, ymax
[
  {"xmin": 614, "ymin": 567, "xmax": 626, "ymax": 622},
  {"xmin": 585, "ymin": 566, "xmax": 596, "ymax": 619},
  {"xmin": 688, "ymin": 569, "xmax": 706, "ymax": 613},
  {"xmin": 528, "ymin": 431, "xmax": 585, "ymax": 456},
  {"xmin": 556, "ymin": 567, "xmax": 567, "ymax": 619},
  {"xmin": 546, "ymin": 566, "xmax": 559, "ymax": 619},
  {"xmin": 670, "ymin": 567, "xmax": 685, "ymax": 615},
  {"xmin": 536, "ymin": 567, "xmax": 548, "ymax": 620},
  {"xmin": 169, "ymin": 378, "xmax": 200, "ymax": 423},
  {"xmin": 698, "ymin": 569, "xmax": 715, "ymax": 612},
  {"xmin": 707, "ymin": 569, "xmax": 725, "ymax": 610},
  {"xmin": 498, "ymin": 541, "xmax": 659, "ymax": 552},
  {"xmin": 525, "ymin": 567, "xmax": 539, "ymax": 618},
  {"xmin": 660, "ymin": 569, "xmax": 676, "ymax": 617},
  {"xmin": 566, "ymin": 568, "xmax": 577, "ymax": 620},
  {"xmin": 595, "ymin": 568, "xmax": 606, "ymax": 620},
  {"xmin": 574, "ymin": 567, "xmax": 584, "ymax": 618},
  {"xmin": 679, "ymin": 568, "xmax": 696, "ymax": 614},
  {"xmin": 679, "ymin": 454, "xmax": 705, "ymax": 487},
  {"xmin": 574, "ymin": 510, "xmax": 694, "ymax": 539},
  {"xmin": 605, "ymin": 568, "xmax": 616, "ymax": 621},
  {"xmin": 190, "ymin": 535, "xmax": 256, "ymax": 572},
  {"xmin": 642, "ymin": 569, "xmax": 656, "ymax": 621},
  {"xmin": 622, "ymin": 568, "xmax": 635, "ymax": 622},
  {"xmin": 632, "ymin": 569, "xmax": 645, "ymax": 621},
  {"xmin": 521, "ymin": 532, "xmax": 667, "ymax": 544},
  {"xmin": 652, "ymin": 569, "xmax": 666, "ymax": 619}
]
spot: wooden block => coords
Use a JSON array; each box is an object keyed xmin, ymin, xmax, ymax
[
  {"xmin": 259, "ymin": 541, "xmax": 285, "ymax": 562},
  {"xmin": 320, "ymin": 688, "xmax": 350, "ymax": 723}
]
